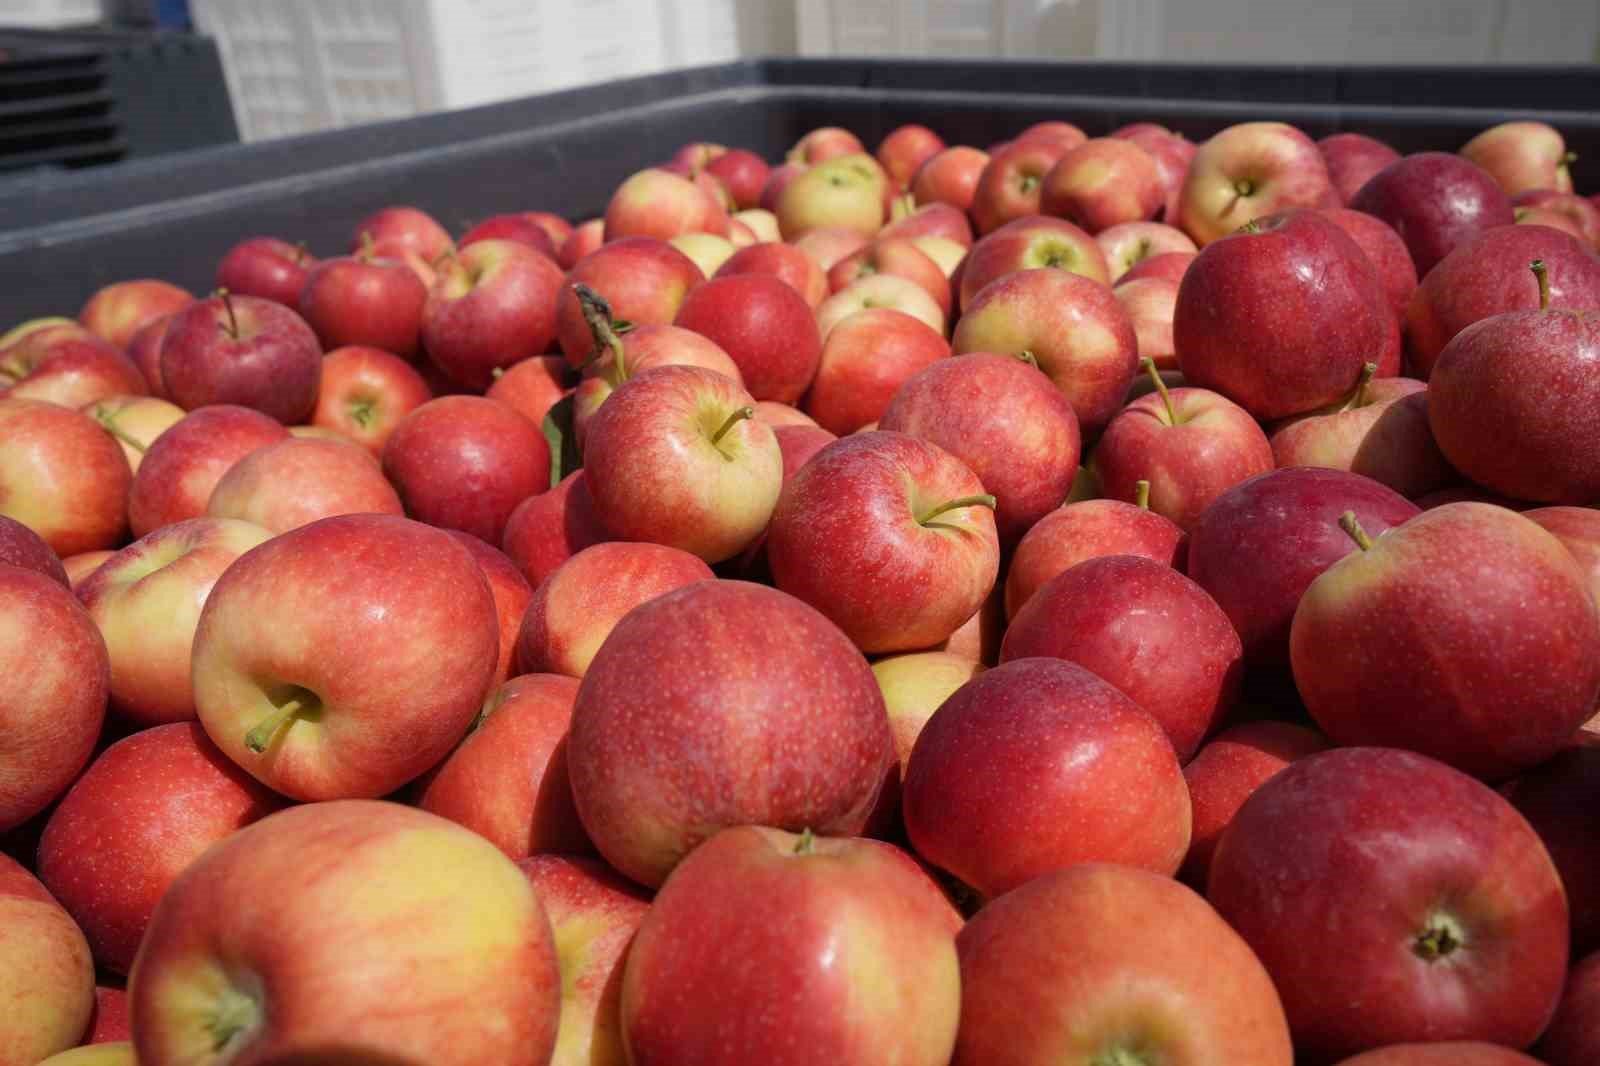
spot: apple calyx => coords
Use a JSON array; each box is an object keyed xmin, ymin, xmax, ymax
[
  {"xmin": 573, "ymin": 283, "xmax": 628, "ymax": 377},
  {"xmin": 1019, "ymin": 173, "xmax": 1041, "ymax": 194},
  {"xmin": 1413, "ymin": 911, "xmax": 1467, "ymax": 962},
  {"xmin": 214, "ymin": 287, "xmax": 241, "ymax": 340},
  {"xmin": 1015, "ymin": 350, "xmax": 1040, "ymax": 371},
  {"xmin": 1234, "ymin": 178, "xmax": 1257, "ymax": 198},
  {"xmin": 710, "ymin": 405, "xmax": 755, "ymax": 450},
  {"xmin": 1531, "ymin": 259, "xmax": 1551, "ymax": 311},
  {"xmin": 244, "ymin": 692, "xmax": 316, "ymax": 753},
  {"xmin": 793, "ymin": 827, "xmax": 816, "ymax": 855},
  {"xmin": 917, "ymin": 493, "xmax": 997, "ymax": 527},
  {"xmin": 203, "ymin": 986, "xmax": 260, "ymax": 1053},
  {"xmin": 1338, "ymin": 510, "xmax": 1375, "ymax": 552},
  {"xmin": 90, "ymin": 405, "xmax": 149, "ymax": 452},
  {"xmin": 1141, "ymin": 357, "xmax": 1179, "ymax": 425},
  {"xmin": 346, "ymin": 397, "xmax": 377, "ymax": 428},
  {"xmin": 1134, "ymin": 479, "xmax": 1151, "ymax": 510},
  {"xmin": 1341, "ymin": 362, "xmax": 1379, "ymax": 412}
]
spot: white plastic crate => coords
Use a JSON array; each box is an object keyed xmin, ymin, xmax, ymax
[{"xmin": 0, "ymin": 0, "xmax": 101, "ymax": 28}]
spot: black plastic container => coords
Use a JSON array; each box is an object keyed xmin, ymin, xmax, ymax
[{"xmin": 2, "ymin": 57, "xmax": 1596, "ymax": 322}]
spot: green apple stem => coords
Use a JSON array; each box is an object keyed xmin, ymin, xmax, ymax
[
  {"xmin": 215, "ymin": 287, "xmax": 240, "ymax": 340},
  {"xmin": 1142, "ymin": 357, "xmax": 1177, "ymax": 424},
  {"xmin": 1413, "ymin": 912, "xmax": 1466, "ymax": 962},
  {"xmin": 1135, "ymin": 479, "xmax": 1151, "ymax": 510},
  {"xmin": 573, "ymin": 283, "xmax": 627, "ymax": 377},
  {"xmin": 1015, "ymin": 349, "xmax": 1040, "ymax": 371},
  {"xmin": 917, "ymin": 493, "xmax": 998, "ymax": 526},
  {"xmin": 358, "ymin": 230, "xmax": 376, "ymax": 261},
  {"xmin": 244, "ymin": 698, "xmax": 306, "ymax": 754},
  {"xmin": 1343, "ymin": 361, "xmax": 1378, "ymax": 411},
  {"xmin": 893, "ymin": 192, "xmax": 917, "ymax": 219},
  {"xmin": 1531, "ymin": 259, "xmax": 1550, "ymax": 311},
  {"xmin": 1338, "ymin": 511, "xmax": 1374, "ymax": 552},
  {"xmin": 710, "ymin": 406, "xmax": 755, "ymax": 447},
  {"xmin": 98, "ymin": 418, "xmax": 147, "ymax": 453},
  {"xmin": 793, "ymin": 828, "xmax": 815, "ymax": 855},
  {"xmin": 293, "ymin": 240, "xmax": 309, "ymax": 266}
]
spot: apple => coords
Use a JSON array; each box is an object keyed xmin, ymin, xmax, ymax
[
  {"xmin": 559, "ymin": 218, "xmax": 605, "ymax": 268},
  {"xmin": 911, "ymin": 146, "xmax": 990, "ymax": 212},
  {"xmin": 518, "ymin": 854, "xmax": 651, "ymax": 1066},
  {"xmin": 803, "ymin": 308, "xmax": 949, "ymax": 437},
  {"xmin": 1318, "ymin": 132, "xmax": 1402, "ymax": 204},
  {"xmin": 1208, "ymin": 746, "xmax": 1569, "ymax": 1060},
  {"xmin": 215, "ymin": 237, "xmax": 315, "ymax": 307},
  {"xmin": 1179, "ymin": 720, "xmax": 1330, "ymax": 888},
  {"xmin": 78, "ymin": 279, "xmax": 193, "ymax": 351},
  {"xmin": 953, "ymin": 863, "xmax": 1294, "ymax": 1066},
  {"xmin": 674, "ymin": 273, "xmax": 822, "ymax": 403},
  {"xmin": 500, "ymin": 470, "xmax": 610, "ymax": 588},
  {"xmin": 517, "ymin": 541, "xmax": 713, "ymax": 678},
  {"xmin": 0, "ymin": 326, "xmax": 148, "ymax": 408},
  {"xmin": 1012, "ymin": 119, "xmax": 1087, "ymax": 152},
  {"xmin": 970, "ymin": 138, "xmax": 1072, "ymax": 235},
  {"xmin": 0, "ymin": 513, "xmax": 68, "ymax": 586},
  {"xmin": 1429, "ymin": 259, "xmax": 1600, "ymax": 504},
  {"xmin": 877, "ymin": 123, "xmax": 946, "ymax": 189},
  {"xmin": 1187, "ymin": 467, "xmax": 1420, "ymax": 666},
  {"xmin": 37, "ymin": 722, "xmax": 286, "ymax": 974},
  {"xmin": 759, "ymin": 161, "xmax": 805, "ymax": 212},
  {"xmin": 567, "ymin": 579, "xmax": 895, "ymax": 887},
  {"xmin": 1501, "ymin": 735, "xmax": 1600, "ymax": 956},
  {"xmin": 767, "ymin": 431, "xmax": 998, "ymax": 654},
  {"xmin": 705, "ymin": 148, "xmax": 770, "ymax": 209},
  {"xmin": 1117, "ymin": 249, "xmax": 1195, "ymax": 287},
  {"xmin": 1095, "ymin": 220, "xmax": 1197, "ymax": 281},
  {"xmin": 416, "ymin": 673, "xmax": 591, "ymax": 859},
  {"xmin": 0, "ymin": 851, "xmax": 95, "ymax": 1063},
  {"xmin": 86, "ymin": 982, "xmax": 131, "ymax": 1043},
  {"xmin": 382, "ymin": 395, "xmax": 550, "ymax": 545},
  {"xmin": 423, "ymin": 239, "xmax": 565, "ymax": 390},
  {"xmin": 604, "ymin": 167, "xmax": 730, "ymax": 242},
  {"xmin": 519, "ymin": 211, "xmax": 572, "ymax": 250},
  {"xmin": 77, "ymin": 516, "xmax": 272, "ymax": 728},
  {"xmin": 160, "ymin": 291, "xmax": 321, "ymax": 424},
  {"xmin": 191, "ymin": 514, "xmax": 499, "ymax": 800},
  {"xmin": 792, "ymin": 226, "xmax": 872, "ymax": 271},
  {"xmin": 1405, "ymin": 223, "xmax": 1600, "ymax": 379},
  {"xmin": 1175, "ymin": 209, "xmax": 1391, "ymax": 420},
  {"xmin": 1349, "ymin": 151, "xmax": 1516, "ymax": 276},
  {"xmin": 787, "ymin": 126, "xmax": 866, "ymax": 165},
  {"xmin": 1537, "ymin": 949, "xmax": 1600, "ymax": 1066},
  {"xmin": 903, "ymin": 656, "xmax": 1191, "ymax": 898},
  {"xmin": 126, "ymin": 404, "xmax": 287, "ymax": 538},
  {"xmin": 311, "ymin": 344, "xmax": 433, "ymax": 456},
  {"xmin": 1320, "ymin": 206, "xmax": 1420, "ymax": 319},
  {"xmin": 443, "ymin": 531, "xmax": 531, "ymax": 688},
  {"xmin": 714, "ymin": 241, "xmax": 829, "ymax": 308},
  {"xmin": 128, "ymin": 800, "xmax": 560, "ymax": 1065},
  {"xmin": 298, "ymin": 246, "xmax": 429, "ymax": 358},
  {"xmin": 1514, "ymin": 188, "xmax": 1600, "ymax": 248},
  {"xmin": 1517, "ymin": 204, "xmax": 1592, "ymax": 242},
  {"xmin": 776, "ymin": 153, "xmax": 888, "ymax": 240},
  {"xmin": 555, "ymin": 238, "xmax": 704, "ymax": 366},
  {"xmin": 1091, "ymin": 361, "xmax": 1275, "ymax": 531},
  {"xmin": 1040, "ymin": 137, "xmax": 1164, "ymax": 233},
  {"xmin": 1003, "ymin": 553, "xmax": 1242, "ymax": 760},
  {"xmin": 1114, "ymin": 275, "xmax": 1181, "ymax": 371},
  {"xmin": 62, "ymin": 551, "xmax": 113, "ymax": 591},
  {"xmin": 622, "ymin": 826, "xmax": 959, "ymax": 1066},
  {"xmin": 207, "ymin": 436, "xmax": 402, "ymax": 533},
  {"xmin": 668, "ymin": 232, "xmax": 736, "ymax": 277},
  {"xmin": 351, "ymin": 205, "xmax": 452, "ymax": 262},
  {"xmin": 36, "ymin": 1045, "xmax": 136, "ymax": 1065},
  {"xmin": 1525, "ymin": 506, "xmax": 1600, "ymax": 604},
  {"xmin": 880, "ymin": 351, "xmax": 1079, "ymax": 546},
  {"xmin": 953, "ymin": 267, "xmax": 1137, "ymax": 434},
  {"xmin": 730, "ymin": 207, "xmax": 779, "ymax": 242},
  {"xmin": 1269, "ymin": 367, "xmax": 1453, "ymax": 499},
  {"xmin": 459, "ymin": 213, "xmax": 559, "ymax": 257},
  {"xmin": 865, "ymin": 650, "xmax": 983, "ymax": 834},
  {"xmin": 755, "ymin": 400, "xmax": 818, "ymax": 429},
  {"xmin": 486, "ymin": 354, "xmax": 567, "ymax": 428},
  {"xmin": 80, "ymin": 395, "xmax": 184, "ymax": 474},
  {"xmin": 0, "ymin": 397, "xmax": 133, "ymax": 554},
  {"xmin": 1111, "ymin": 122, "xmax": 1198, "ymax": 222},
  {"xmin": 124, "ymin": 312, "xmax": 176, "ymax": 397},
  {"xmin": 816, "ymin": 273, "xmax": 946, "ymax": 340},
  {"xmin": 959, "ymin": 215, "xmax": 1110, "ymax": 307},
  {"xmin": 882, "ymin": 198, "xmax": 974, "ymax": 247},
  {"xmin": 1291, "ymin": 502, "xmax": 1600, "ymax": 780},
  {"xmin": 1461, "ymin": 120, "xmax": 1575, "ymax": 197},
  {"xmin": 1178, "ymin": 122, "xmax": 1333, "ymax": 246},
  {"xmin": 0, "ymin": 564, "xmax": 108, "ymax": 831},
  {"xmin": 827, "ymin": 237, "xmax": 951, "ymax": 316}
]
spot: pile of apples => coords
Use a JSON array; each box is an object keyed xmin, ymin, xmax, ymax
[{"xmin": 2, "ymin": 111, "xmax": 1600, "ymax": 1066}]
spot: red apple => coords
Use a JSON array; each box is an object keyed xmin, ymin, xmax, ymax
[
  {"xmin": 758, "ymin": 161, "xmax": 805, "ymax": 213},
  {"xmin": 1525, "ymin": 506, "xmax": 1600, "ymax": 605},
  {"xmin": 1291, "ymin": 503, "xmax": 1600, "ymax": 780},
  {"xmin": 298, "ymin": 249, "xmax": 429, "ymax": 358},
  {"xmin": 1320, "ymin": 206, "xmax": 1420, "ymax": 319},
  {"xmin": 953, "ymin": 267, "xmax": 1137, "ymax": 434},
  {"xmin": 517, "ymin": 541, "xmax": 713, "ymax": 678},
  {"xmin": 1537, "ymin": 949, "xmax": 1600, "ymax": 1066},
  {"xmin": 311, "ymin": 345, "xmax": 433, "ymax": 456},
  {"xmin": 865, "ymin": 650, "xmax": 984, "ymax": 833},
  {"xmin": 903, "ymin": 656, "xmax": 1191, "ymax": 897},
  {"xmin": 445, "ymin": 531, "xmax": 531, "ymax": 688},
  {"xmin": 0, "ymin": 851, "xmax": 95, "ymax": 1063},
  {"xmin": 0, "ymin": 397, "xmax": 133, "ymax": 554},
  {"xmin": 206, "ymin": 436, "xmax": 401, "ymax": 533},
  {"xmin": 827, "ymin": 237, "xmax": 951, "ymax": 316},
  {"xmin": 559, "ymin": 218, "xmax": 605, "ymax": 268},
  {"xmin": 128, "ymin": 800, "xmax": 560, "ymax": 1065},
  {"xmin": 0, "ymin": 326, "xmax": 148, "ymax": 408},
  {"xmin": 882, "ymin": 198, "xmax": 974, "ymax": 247},
  {"xmin": 816, "ymin": 272, "xmax": 946, "ymax": 339},
  {"xmin": 458, "ymin": 214, "xmax": 558, "ymax": 258},
  {"xmin": 1349, "ymin": 152, "xmax": 1516, "ymax": 276},
  {"xmin": 416, "ymin": 673, "xmax": 591, "ymax": 859},
  {"xmin": 1517, "ymin": 203, "xmax": 1592, "ymax": 241},
  {"xmin": 351, "ymin": 205, "xmax": 453, "ymax": 262},
  {"xmin": 215, "ymin": 237, "xmax": 315, "ymax": 307},
  {"xmin": 77, "ymin": 516, "xmax": 272, "ymax": 728},
  {"xmin": 767, "ymin": 431, "xmax": 998, "ymax": 654},
  {"xmin": 1112, "ymin": 122, "xmax": 1197, "ymax": 222},
  {"xmin": 423, "ymin": 239, "xmax": 565, "ymax": 390},
  {"xmin": 959, "ymin": 215, "xmax": 1112, "ymax": 310},
  {"xmin": 803, "ymin": 308, "xmax": 949, "ymax": 436},
  {"xmin": 1005, "ymin": 492, "xmax": 1185, "ymax": 619},
  {"xmin": 1178, "ymin": 122, "xmax": 1333, "ymax": 245},
  {"xmin": 755, "ymin": 400, "xmax": 818, "ymax": 429},
  {"xmin": 521, "ymin": 211, "xmax": 572, "ymax": 250},
  {"xmin": 1041, "ymin": 137, "xmax": 1164, "ymax": 233},
  {"xmin": 714, "ymin": 241, "xmax": 829, "ymax": 308},
  {"xmin": 970, "ymin": 138, "xmax": 1071, "ymax": 235},
  {"xmin": 126, "ymin": 404, "xmax": 287, "ymax": 538},
  {"xmin": 0, "ymin": 513, "xmax": 68, "ymax": 586},
  {"xmin": 1502, "ymin": 735, "xmax": 1600, "ymax": 956},
  {"xmin": 787, "ymin": 126, "xmax": 865, "ymax": 166},
  {"xmin": 160, "ymin": 291, "xmax": 321, "ymax": 424},
  {"xmin": 776, "ymin": 153, "xmax": 888, "ymax": 240},
  {"xmin": 568, "ymin": 579, "xmax": 894, "ymax": 887},
  {"xmin": 1116, "ymin": 249, "xmax": 1195, "ymax": 287},
  {"xmin": 674, "ymin": 273, "xmax": 822, "ymax": 403},
  {"xmin": 792, "ymin": 226, "xmax": 871, "ymax": 271},
  {"xmin": 911, "ymin": 146, "xmax": 990, "ymax": 212},
  {"xmin": 382, "ymin": 395, "xmax": 550, "ymax": 544},
  {"xmin": 80, "ymin": 395, "xmax": 184, "ymax": 474},
  {"xmin": 1095, "ymin": 220, "xmax": 1197, "ymax": 281},
  {"xmin": 878, "ymin": 124, "xmax": 946, "ymax": 189},
  {"xmin": 1461, "ymin": 120, "xmax": 1575, "ymax": 197},
  {"xmin": 37, "ymin": 722, "xmax": 286, "ymax": 974},
  {"xmin": 124, "ymin": 312, "xmax": 176, "ymax": 397},
  {"xmin": 500, "ymin": 470, "xmax": 610, "ymax": 588},
  {"xmin": 705, "ymin": 148, "xmax": 769, "ymax": 209},
  {"xmin": 622, "ymin": 826, "xmax": 959, "ymax": 1066},
  {"xmin": 78, "ymin": 280, "xmax": 193, "ymax": 351},
  {"xmin": 556, "ymin": 238, "xmax": 704, "ymax": 366},
  {"xmin": 604, "ymin": 167, "xmax": 730, "ymax": 242},
  {"xmin": 1114, "ymin": 275, "xmax": 1181, "ymax": 370},
  {"xmin": 486, "ymin": 355, "xmax": 568, "ymax": 428},
  {"xmin": 1175, "ymin": 208, "xmax": 1391, "ymax": 420},
  {"xmin": 1514, "ymin": 189, "xmax": 1600, "ymax": 248},
  {"xmin": 86, "ymin": 982, "xmax": 130, "ymax": 1044},
  {"xmin": 1318, "ymin": 133, "xmax": 1402, "ymax": 204},
  {"xmin": 62, "ymin": 552, "xmax": 111, "ymax": 590},
  {"xmin": 1208, "ymin": 747, "xmax": 1569, "ymax": 1060},
  {"xmin": 953, "ymin": 863, "xmax": 1294, "ymax": 1066}
]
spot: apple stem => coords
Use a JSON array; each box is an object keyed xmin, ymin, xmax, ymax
[
  {"xmin": 917, "ymin": 493, "xmax": 997, "ymax": 526},
  {"xmin": 1343, "ymin": 361, "xmax": 1378, "ymax": 411},
  {"xmin": 98, "ymin": 418, "xmax": 148, "ymax": 453},
  {"xmin": 793, "ymin": 828, "xmax": 815, "ymax": 855},
  {"xmin": 573, "ymin": 283, "xmax": 627, "ymax": 378},
  {"xmin": 0, "ymin": 357, "xmax": 22, "ymax": 383},
  {"xmin": 244, "ymin": 698, "xmax": 306, "ymax": 754},
  {"xmin": 1563, "ymin": 150, "xmax": 1578, "ymax": 166},
  {"xmin": 1338, "ymin": 511, "xmax": 1374, "ymax": 552},
  {"xmin": 894, "ymin": 192, "xmax": 916, "ymax": 219},
  {"xmin": 358, "ymin": 231, "xmax": 376, "ymax": 261},
  {"xmin": 490, "ymin": 366, "xmax": 505, "ymax": 381},
  {"xmin": 710, "ymin": 406, "xmax": 754, "ymax": 447},
  {"xmin": 293, "ymin": 241, "xmax": 309, "ymax": 266},
  {"xmin": 1135, "ymin": 479, "xmax": 1151, "ymax": 510},
  {"xmin": 214, "ymin": 288, "xmax": 240, "ymax": 340},
  {"xmin": 1015, "ymin": 350, "xmax": 1040, "ymax": 371},
  {"xmin": 1142, "ymin": 357, "xmax": 1177, "ymax": 424},
  {"xmin": 1531, "ymin": 259, "xmax": 1550, "ymax": 311}
]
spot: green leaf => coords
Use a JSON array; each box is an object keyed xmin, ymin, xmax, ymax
[{"xmin": 540, "ymin": 393, "xmax": 582, "ymax": 490}]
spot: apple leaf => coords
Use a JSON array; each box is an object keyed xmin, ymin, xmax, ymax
[{"xmin": 541, "ymin": 393, "xmax": 582, "ymax": 490}]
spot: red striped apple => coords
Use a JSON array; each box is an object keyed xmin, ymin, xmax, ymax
[
  {"xmin": 126, "ymin": 404, "xmax": 286, "ymax": 538},
  {"xmin": 1178, "ymin": 122, "xmax": 1333, "ymax": 245},
  {"xmin": 0, "ymin": 851, "xmax": 95, "ymax": 1063},
  {"xmin": 206, "ymin": 436, "xmax": 402, "ymax": 533},
  {"xmin": 310, "ymin": 345, "xmax": 433, "ymax": 456}
]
